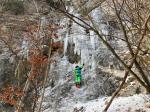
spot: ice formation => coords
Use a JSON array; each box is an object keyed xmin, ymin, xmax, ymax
[
  {"xmin": 64, "ymin": 30, "xmax": 69, "ymax": 55},
  {"xmin": 90, "ymin": 31, "xmax": 95, "ymax": 50},
  {"xmin": 21, "ymin": 39, "xmax": 28, "ymax": 57},
  {"xmin": 40, "ymin": 16, "xmax": 47, "ymax": 28},
  {"xmin": 61, "ymin": 7, "xmax": 103, "ymax": 73}
]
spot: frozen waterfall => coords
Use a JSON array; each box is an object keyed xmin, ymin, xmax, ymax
[{"xmin": 61, "ymin": 6, "xmax": 108, "ymax": 74}]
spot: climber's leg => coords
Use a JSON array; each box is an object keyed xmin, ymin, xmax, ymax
[
  {"xmin": 75, "ymin": 76, "xmax": 78, "ymax": 83},
  {"xmin": 78, "ymin": 76, "xmax": 82, "ymax": 84},
  {"xmin": 76, "ymin": 76, "xmax": 81, "ymax": 88}
]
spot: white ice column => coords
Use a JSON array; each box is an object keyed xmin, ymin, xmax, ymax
[
  {"xmin": 21, "ymin": 40, "xmax": 28, "ymax": 58},
  {"xmin": 80, "ymin": 48, "xmax": 90, "ymax": 65},
  {"xmin": 63, "ymin": 31, "xmax": 69, "ymax": 55},
  {"xmin": 90, "ymin": 31, "xmax": 95, "ymax": 50},
  {"xmin": 73, "ymin": 36, "xmax": 78, "ymax": 54},
  {"xmin": 41, "ymin": 16, "xmax": 47, "ymax": 28},
  {"xmin": 91, "ymin": 54, "xmax": 96, "ymax": 72}
]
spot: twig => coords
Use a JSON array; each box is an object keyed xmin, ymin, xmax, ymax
[
  {"xmin": 15, "ymin": 71, "xmax": 31, "ymax": 112},
  {"xmin": 112, "ymin": 0, "xmax": 150, "ymax": 87},
  {"xmin": 103, "ymin": 1, "xmax": 150, "ymax": 111},
  {"xmin": 32, "ymin": 0, "xmax": 39, "ymax": 14},
  {"xmin": 37, "ymin": 39, "xmax": 52, "ymax": 112}
]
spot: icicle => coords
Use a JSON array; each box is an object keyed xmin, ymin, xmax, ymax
[
  {"xmin": 39, "ymin": 16, "xmax": 47, "ymax": 38},
  {"xmin": 91, "ymin": 54, "xmax": 96, "ymax": 71},
  {"xmin": 79, "ymin": 49, "xmax": 82, "ymax": 64},
  {"xmin": 73, "ymin": 36, "xmax": 78, "ymax": 54},
  {"xmin": 77, "ymin": 48, "xmax": 80, "ymax": 55},
  {"xmin": 86, "ymin": 49, "xmax": 90, "ymax": 62},
  {"xmin": 90, "ymin": 31, "xmax": 95, "ymax": 49},
  {"xmin": 21, "ymin": 40, "xmax": 28, "ymax": 58},
  {"xmin": 41, "ymin": 16, "xmax": 47, "ymax": 28},
  {"xmin": 80, "ymin": 48, "xmax": 90, "ymax": 65},
  {"xmin": 80, "ymin": 49, "xmax": 84, "ymax": 65},
  {"xmin": 74, "ymin": 47, "xmax": 77, "ymax": 54},
  {"xmin": 63, "ymin": 32, "xmax": 69, "ymax": 55}
]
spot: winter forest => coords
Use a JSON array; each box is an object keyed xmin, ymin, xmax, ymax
[{"xmin": 0, "ymin": 0, "xmax": 150, "ymax": 112}]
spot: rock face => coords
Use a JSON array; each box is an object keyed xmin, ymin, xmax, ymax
[
  {"xmin": 72, "ymin": 0, "xmax": 106, "ymax": 15},
  {"xmin": 0, "ymin": 57, "xmax": 16, "ymax": 87},
  {"xmin": 66, "ymin": 43, "xmax": 81, "ymax": 64},
  {"xmin": 0, "ymin": 53, "xmax": 16, "ymax": 111}
]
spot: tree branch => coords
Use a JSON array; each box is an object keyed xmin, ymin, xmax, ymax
[{"xmin": 113, "ymin": 0, "xmax": 150, "ymax": 87}]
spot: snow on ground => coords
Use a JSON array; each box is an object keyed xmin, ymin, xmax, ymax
[{"xmin": 61, "ymin": 94, "xmax": 150, "ymax": 112}]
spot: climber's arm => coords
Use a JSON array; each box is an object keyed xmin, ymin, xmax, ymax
[{"xmin": 80, "ymin": 64, "xmax": 84, "ymax": 69}]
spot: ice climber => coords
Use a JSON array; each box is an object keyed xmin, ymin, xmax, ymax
[{"xmin": 73, "ymin": 64, "xmax": 84, "ymax": 88}]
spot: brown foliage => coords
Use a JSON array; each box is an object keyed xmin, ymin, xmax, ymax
[{"xmin": 0, "ymin": 85, "xmax": 24, "ymax": 106}]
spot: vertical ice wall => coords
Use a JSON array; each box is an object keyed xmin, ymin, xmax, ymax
[
  {"xmin": 63, "ymin": 22, "xmax": 97, "ymax": 72},
  {"xmin": 61, "ymin": 6, "xmax": 109, "ymax": 74}
]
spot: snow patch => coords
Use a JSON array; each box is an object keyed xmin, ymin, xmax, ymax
[{"xmin": 69, "ymin": 94, "xmax": 150, "ymax": 112}]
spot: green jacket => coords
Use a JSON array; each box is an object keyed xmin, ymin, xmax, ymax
[{"xmin": 73, "ymin": 65, "xmax": 84, "ymax": 83}]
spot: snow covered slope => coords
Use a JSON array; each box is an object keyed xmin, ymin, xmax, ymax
[{"xmin": 60, "ymin": 94, "xmax": 150, "ymax": 112}]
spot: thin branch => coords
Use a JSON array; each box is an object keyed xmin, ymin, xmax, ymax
[
  {"xmin": 15, "ymin": 71, "xmax": 31, "ymax": 112},
  {"xmin": 24, "ymin": 71, "xmax": 39, "ymax": 112},
  {"xmin": 37, "ymin": 38, "xmax": 52, "ymax": 112},
  {"xmin": 65, "ymin": 13, "xmax": 90, "ymax": 30},
  {"xmin": 32, "ymin": 0, "xmax": 39, "ymax": 14},
  {"xmin": 103, "ymin": 65, "xmax": 131, "ymax": 112},
  {"xmin": 112, "ymin": 0, "xmax": 150, "ymax": 87},
  {"xmin": 103, "ymin": 12, "xmax": 150, "ymax": 112},
  {"xmin": 118, "ymin": 0, "xmax": 125, "ymax": 15}
]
